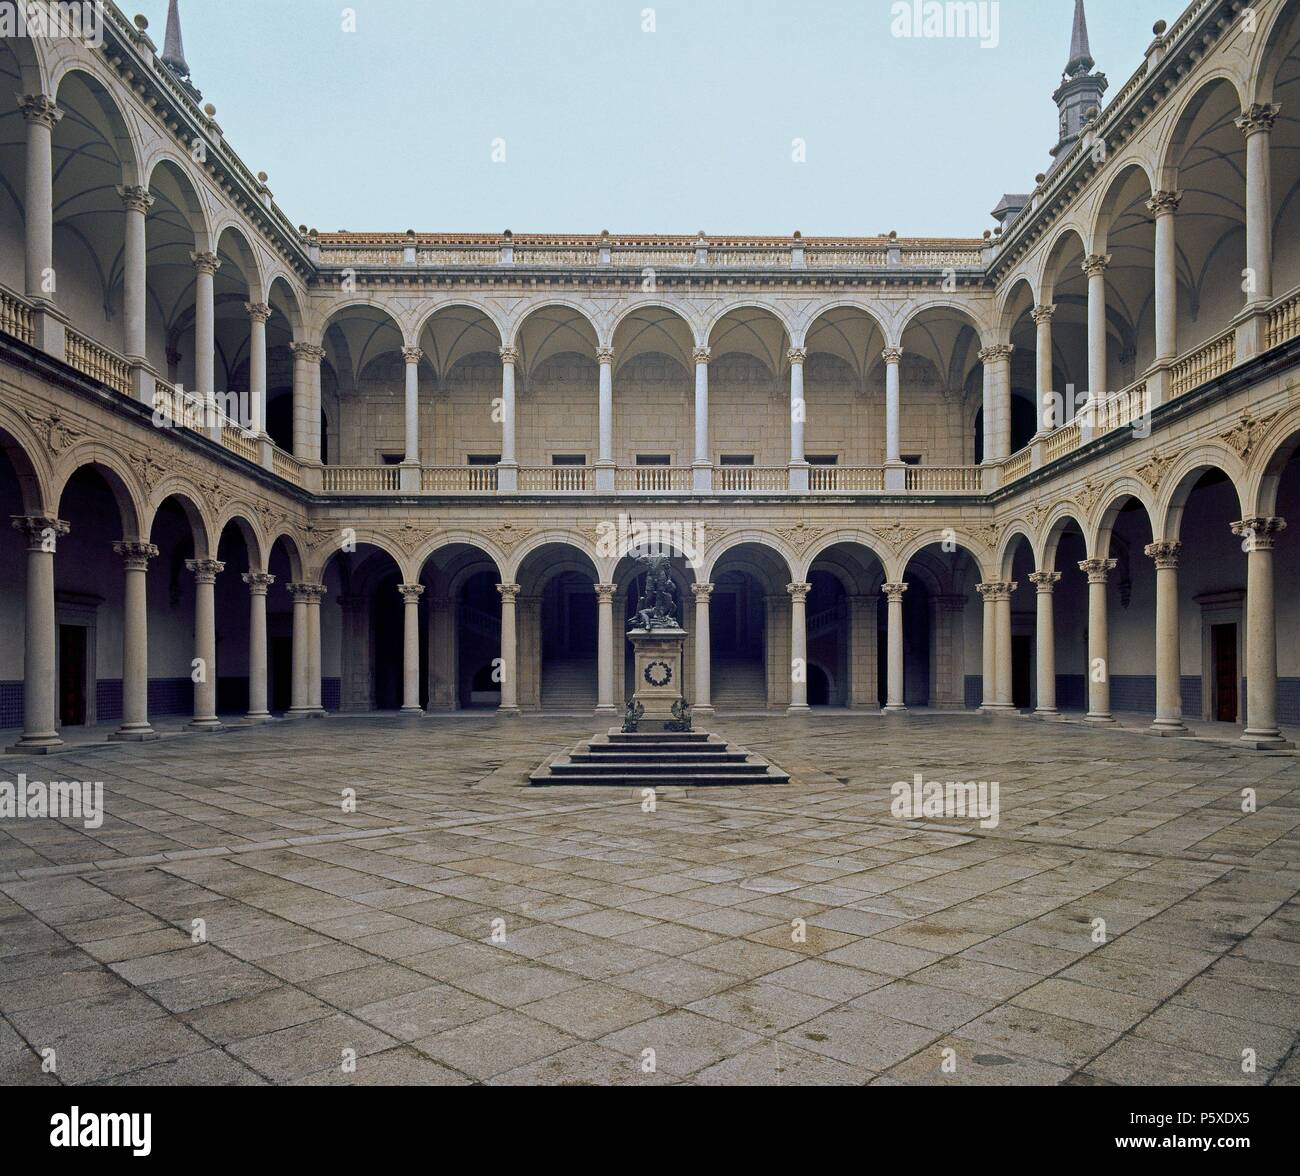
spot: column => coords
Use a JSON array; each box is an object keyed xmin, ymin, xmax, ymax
[
  {"xmin": 496, "ymin": 583, "xmax": 520, "ymax": 714},
  {"xmin": 596, "ymin": 345, "xmax": 614, "ymax": 469},
  {"xmin": 692, "ymin": 346, "xmax": 711, "ymax": 490},
  {"xmin": 978, "ymin": 345, "xmax": 1013, "ymax": 461},
  {"xmin": 1148, "ymin": 191, "xmax": 1181, "ymax": 362},
  {"xmin": 7, "ymin": 517, "xmax": 68, "ymax": 753},
  {"xmin": 18, "ymin": 94, "xmax": 60, "ymax": 304},
  {"xmin": 882, "ymin": 582, "xmax": 907, "ymax": 713},
  {"xmin": 1028, "ymin": 571, "xmax": 1061, "ymax": 717},
  {"xmin": 1079, "ymin": 557, "xmax": 1117, "ymax": 723},
  {"xmin": 692, "ymin": 583, "xmax": 713, "ymax": 717},
  {"xmin": 186, "ymin": 558, "xmax": 225, "ymax": 731},
  {"xmin": 976, "ymin": 583, "xmax": 998, "ymax": 710},
  {"xmin": 1082, "ymin": 254, "xmax": 1110, "ymax": 411},
  {"xmin": 787, "ymin": 347, "xmax": 808, "ymax": 489},
  {"xmin": 246, "ymin": 302, "xmax": 270, "ymax": 437},
  {"xmin": 399, "ymin": 583, "xmax": 424, "ymax": 714},
  {"xmin": 402, "ymin": 347, "xmax": 422, "ymax": 464},
  {"xmin": 1031, "ymin": 305, "xmax": 1055, "ymax": 433},
  {"xmin": 1230, "ymin": 517, "xmax": 1293, "ymax": 748},
  {"xmin": 109, "ymin": 540, "xmax": 159, "ymax": 742},
  {"xmin": 306, "ymin": 584, "xmax": 326, "ymax": 715},
  {"xmin": 191, "ymin": 252, "xmax": 220, "ymax": 432},
  {"xmin": 996, "ymin": 581, "xmax": 1017, "ymax": 708},
  {"xmin": 787, "ymin": 582, "xmax": 811, "ymax": 714},
  {"xmin": 1236, "ymin": 105, "xmax": 1278, "ymax": 309},
  {"xmin": 1144, "ymin": 541, "xmax": 1186, "ymax": 735},
  {"xmin": 119, "ymin": 185, "xmax": 153, "ymax": 363},
  {"xmin": 847, "ymin": 593, "xmax": 877, "ymax": 708},
  {"xmin": 979, "ymin": 350, "xmax": 996, "ymax": 462},
  {"xmin": 243, "ymin": 572, "xmax": 274, "ymax": 722},
  {"xmin": 882, "ymin": 347, "xmax": 903, "ymax": 464},
  {"xmin": 290, "ymin": 343, "xmax": 324, "ymax": 461},
  {"xmin": 498, "ymin": 345, "xmax": 518, "ymax": 490},
  {"xmin": 287, "ymin": 583, "xmax": 311, "ymax": 716},
  {"xmin": 595, "ymin": 582, "xmax": 616, "ymax": 715}
]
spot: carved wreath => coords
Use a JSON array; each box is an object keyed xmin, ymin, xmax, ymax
[{"xmin": 643, "ymin": 660, "xmax": 673, "ymax": 688}]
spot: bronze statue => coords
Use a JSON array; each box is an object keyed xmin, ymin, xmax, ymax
[{"xmin": 628, "ymin": 554, "xmax": 679, "ymax": 630}]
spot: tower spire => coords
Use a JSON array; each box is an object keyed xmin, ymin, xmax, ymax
[
  {"xmin": 1050, "ymin": 0, "xmax": 1106, "ymax": 160},
  {"xmin": 161, "ymin": 0, "xmax": 191, "ymax": 80},
  {"xmin": 1065, "ymin": 0, "xmax": 1094, "ymax": 76}
]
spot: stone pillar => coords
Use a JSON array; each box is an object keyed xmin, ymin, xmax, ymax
[
  {"xmin": 398, "ymin": 583, "xmax": 424, "ymax": 713},
  {"xmin": 595, "ymin": 346, "xmax": 615, "ymax": 490},
  {"xmin": 8, "ymin": 516, "xmax": 68, "ymax": 753},
  {"xmin": 1231, "ymin": 517, "xmax": 1293, "ymax": 748},
  {"xmin": 692, "ymin": 582, "xmax": 713, "ymax": 718},
  {"xmin": 246, "ymin": 302, "xmax": 270, "ymax": 437},
  {"xmin": 996, "ymin": 581, "xmax": 1016, "ymax": 708},
  {"xmin": 692, "ymin": 346, "xmax": 712, "ymax": 491},
  {"xmin": 978, "ymin": 345, "xmax": 1013, "ymax": 462},
  {"xmin": 882, "ymin": 347, "xmax": 903, "ymax": 465},
  {"xmin": 498, "ymin": 345, "xmax": 518, "ymax": 490},
  {"xmin": 787, "ymin": 347, "xmax": 808, "ymax": 490},
  {"xmin": 882, "ymin": 582, "xmax": 907, "ymax": 713},
  {"xmin": 1028, "ymin": 571, "xmax": 1061, "ymax": 716},
  {"xmin": 1148, "ymin": 191, "xmax": 1181, "ymax": 363},
  {"xmin": 191, "ymin": 252, "xmax": 220, "ymax": 435},
  {"xmin": 290, "ymin": 343, "xmax": 324, "ymax": 462},
  {"xmin": 1082, "ymin": 254, "xmax": 1110, "ymax": 410},
  {"xmin": 1143, "ymin": 541, "xmax": 1186, "ymax": 735},
  {"xmin": 1237, "ymin": 105, "xmax": 1278, "ymax": 310},
  {"xmin": 787, "ymin": 581, "xmax": 811, "ymax": 714},
  {"xmin": 1079, "ymin": 557, "xmax": 1117, "ymax": 723},
  {"xmin": 242, "ymin": 571, "xmax": 274, "ymax": 722},
  {"xmin": 976, "ymin": 582, "xmax": 998, "ymax": 710},
  {"xmin": 593, "ymin": 582, "xmax": 617, "ymax": 715},
  {"xmin": 18, "ymin": 95, "xmax": 60, "ymax": 306},
  {"xmin": 497, "ymin": 582, "xmax": 520, "ymax": 715},
  {"xmin": 1031, "ymin": 305, "xmax": 1055, "ymax": 434},
  {"xmin": 108, "ymin": 539, "xmax": 159, "ymax": 742},
  {"xmin": 287, "ymin": 583, "xmax": 312, "ymax": 716},
  {"xmin": 306, "ymin": 584, "xmax": 326, "ymax": 715},
  {"xmin": 186, "ymin": 558, "xmax": 225, "ymax": 731},
  {"xmin": 119, "ymin": 185, "xmax": 153, "ymax": 365},
  {"xmin": 402, "ymin": 347, "xmax": 422, "ymax": 464}
]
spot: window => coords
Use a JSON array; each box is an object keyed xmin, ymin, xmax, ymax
[
  {"xmin": 551, "ymin": 454, "xmax": 586, "ymax": 465},
  {"xmin": 467, "ymin": 454, "xmax": 500, "ymax": 465},
  {"xmin": 636, "ymin": 454, "xmax": 671, "ymax": 466},
  {"xmin": 902, "ymin": 454, "xmax": 922, "ymax": 466},
  {"xmin": 806, "ymin": 454, "xmax": 838, "ymax": 465},
  {"xmin": 379, "ymin": 452, "xmax": 403, "ymax": 465},
  {"xmin": 719, "ymin": 454, "xmax": 754, "ymax": 466}
]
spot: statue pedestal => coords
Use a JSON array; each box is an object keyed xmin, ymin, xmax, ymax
[{"xmin": 627, "ymin": 626, "xmax": 687, "ymax": 729}]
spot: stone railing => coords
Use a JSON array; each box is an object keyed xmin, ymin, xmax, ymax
[
  {"xmin": 806, "ymin": 248, "xmax": 889, "ymax": 267},
  {"xmin": 322, "ymin": 465, "xmax": 401, "ymax": 493},
  {"xmin": 1001, "ymin": 449, "xmax": 1032, "ymax": 484},
  {"xmin": 1043, "ymin": 421, "xmax": 1081, "ymax": 464},
  {"xmin": 422, "ymin": 465, "xmax": 498, "ymax": 493},
  {"xmin": 272, "ymin": 445, "xmax": 303, "ymax": 486},
  {"xmin": 1266, "ymin": 286, "xmax": 1300, "ymax": 350},
  {"xmin": 0, "ymin": 287, "xmax": 33, "ymax": 345},
  {"xmin": 616, "ymin": 466, "xmax": 691, "ymax": 493},
  {"xmin": 808, "ymin": 465, "xmax": 886, "ymax": 492},
  {"xmin": 1169, "ymin": 328, "xmax": 1236, "ymax": 398},
  {"xmin": 1093, "ymin": 378, "xmax": 1149, "ymax": 435},
  {"xmin": 906, "ymin": 466, "xmax": 982, "ymax": 493},
  {"xmin": 65, "ymin": 328, "xmax": 130, "ymax": 395},
  {"xmin": 717, "ymin": 466, "xmax": 788, "ymax": 492},
  {"xmin": 221, "ymin": 424, "xmax": 259, "ymax": 463},
  {"xmin": 519, "ymin": 465, "xmax": 591, "ymax": 492}
]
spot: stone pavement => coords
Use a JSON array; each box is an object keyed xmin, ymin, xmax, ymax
[{"xmin": 1, "ymin": 713, "xmax": 1297, "ymax": 1086}]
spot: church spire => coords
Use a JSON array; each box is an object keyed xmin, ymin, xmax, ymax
[
  {"xmin": 161, "ymin": 0, "xmax": 191, "ymax": 80},
  {"xmin": 1065, "ymin": 0, "xmax": 1095, "ymax": 76},
  {"xmin": 1050, "ymin": 0, "xmax": 1107, "ymax": 160}
]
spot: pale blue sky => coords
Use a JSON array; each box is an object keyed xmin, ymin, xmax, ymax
[{"xmin": 136, "ymin": 0, "xmax": 1174, "ymax": 236}]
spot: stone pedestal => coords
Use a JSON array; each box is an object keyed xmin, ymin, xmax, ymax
[{"xmin": 628, "ymin": 626, "xmax": 687, "ymax": 729}]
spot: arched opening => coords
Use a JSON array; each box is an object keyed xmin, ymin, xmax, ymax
[
  {"xmin": 708, "ymin": 542, "xmax": 792, "ymax": 711},
  {"xmin": 1092, "ymin": 164, "xmax": 1156, "ymax": 387},
  {"xmin": 707, "ymin": 307, "xmax": 790, "ymax": 472},
  {"xmin": 610, "ymin": 306, "xmax": 694, "ymax": 469},
  {"xmin": 1255, "ymin": 425, "xmax": 1300, "ymax": 737},
  {"xmin": 1259, "ymin": 4, "xmax": 1300, "ymax": 299},
  {"xmin": 1000, "ymin": 279, "xmax": 1044, "ymax": 453},
  {"xmin": 417, "ymin": 306, "xmax": 504, "ymax": 468},
  {"xmin": 322, "ymin": 543, "xmax": 408, "ymax": 711},
  {"xmin": 515, "ymin": 542, "xmax": 599, "ymax": 712},
  {"xmin": 803, "ymin": 307, "xmax": 887, "ymax": 466},
  {"xmin": 144, "ymin": 493, "xmax": 209, "ymax": 724},
  {"xmin": 264, "ymin": 277, "xmax": 304, "ymax": 454},
  {"xmin": 0, "ymin": 428, "xmax": 45, "ymax": 737},
  {"xmin": 321, "ymin": 305, "xmax": 408, "ymax": 466},
  {"xmin": 266, "ymin": 535, "xmax": 302, "ymax": 713},
  {"xmin": 144, "ymin": 159, "xmax": 208, "ymax": 390},
  {"xmin": 0, "ymin": 42, "xmax": 47, "ymax": 296},
  {"xmin": 1043, "ymin": 515, "xmax": 1092, "ymax": 714},
  {"xmin": 418, "ymin": 542, "xmax": 503, "ymax": 711},
  {"xmin": 213, "ymin": 519, "xmax": 257, "ymax": 716},
  {"xmin": 1001, "ymin": 532, "xmax": 1037, "ymax": 710},
  {"xmin": 898, "ymin": 543, "xmax": 981, "ymax": 708},
  {"xmin": 211, "ymin": 226, "xmax": 263, "ymax": 429},
  {"xmin": 1039, "ymin": 228, "xmax": 1090, "ymax": 426},
  {"xmin": 898, "ymin": 305, "xmax": 985, "ymax": 464},
  {"xmin": 515, "ymin": 305, "xmax": 599, "ymax": 475},
  {"xmin": 1095, "ymin": 494, "xmax": 1156, "ymax": 720},
  {"xmin": 805, "ymin": 541, "xmax": 886, "ymax": 708}
]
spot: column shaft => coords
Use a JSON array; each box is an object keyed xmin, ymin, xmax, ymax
[
  {"xmin": 1238, "ymin": 108, "xmax": 1277, "ymax": 306},
  {"xmin": 595, "ymin": 584, "xmax": 616, "ymax": 715},
  {"xmin": 1080, "ymin": 558, "xmax": 1116, "ymax": 723},
  {"xmin": 1146, "ymin": 542, "xmax": 1186, "ymax": 734},
  {"xmin": 883, "ymin": 348, "xmax": 902, "ymax": 464},
  {"xmin": 787, "ymin": 583, "xmax": 810, "ymax": 714},
  {"xmin": 788, "ymin": 349, "xmax": 805, "ymax": 464},
  {"xmin": 9, "ymin": 518, "xmax": 67, "ymax": 751},
  {"xmin": 497, "ymin": 583, "xmax": 520, "ymax": 714},
  {"xmin": 186, "ymin": 559, "xmax": 224, "ymax": 730},
  {"xmin": 1084, "ymin": 255, "xmax": 1110, "ymax": 403},
  {"xmin": 403, "ymin": 349, "xmax": 421, "ymax": 464},
  {"xmin": 244, "ymin": 572, "xmax": 273, "ymax": 721},
  {"xmin": 1033, "ymin": 307, "xmax": 1054, "ymax": 431},
  {"xmin": 1029, "ymin": 572, "xmax": 1060, "ymax": 716},
  {"xmin": 20, "ymin": 96, "xmax": 59, "ymax": 302},
  {"xmin": 247, "ymin": 304, "xmax": 269, "ymax": 436},
  {"xmin": 1232, "ymin": 518, "xmax": 1291, "ymax": 747},
  {"xmin": 121, "ymin": 187, "xmax": 152, "ymax": 361},
  {"xmin": 1150, "ymin": 194, "xmax": 1180, "ymax": 360},
  {"xmin": 883, "ymin": 584, "xmax": 907, "ymax": 713},
  {"xmin": 288, "ymin": 586, "xmax": 311, "ymax": 715},
  {"xmin": 693, "ymin": 584, "xmax": 713, "ymax": 715},
  {"xmin": 399, "ymin": 583, "xmax": 424, "ymax": 713},
  {"xmin": 597, "ymin": 350, "xmax": 614, "ymax": 465},
  {"xmin": 111, "ymin": 540, "xmax": 159, "ymax": 740}
]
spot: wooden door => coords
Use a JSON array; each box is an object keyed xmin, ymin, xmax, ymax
[{"xmin": 1212, "ymin": 623, "xmax": 1237, "ymax": 722}]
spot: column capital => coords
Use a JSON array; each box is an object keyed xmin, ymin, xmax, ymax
[
  {"xmin": 397, "ymin": 582, "xmax": 425, "ymax": 602},
  {"xmin": 244, "ymin": 301, "xmax": 272, "ymax": 323},
  {"xmin": 1028, "ymin": 570, "xmax": 1062, "ymax": 591},
  {"xmin": 1146, "ymin": 189, "xmax": 1182, "ymax": 216},
  {"xmin": 190, "ymin": 251, "xmax": 221, "ymax": 276},
  {"xmin": 1231, "ymin": 516, "xmax": 1286, "ymax": 551},
  {"xmin": 692, "ymin": 346, "xmax": 712, "ymax": 365},
  {"xmin": 242, "ymin": 571, "xmax": 276, "ymax": 593},
  {"xmin": 113, "ymin": 539, "xmax": 159, "ymax": 569},
  {"xmin": 186, "ymin": 558, "xmax": 226, "ymax": 583},
  {"xmin": 288, "ymin": 581, "xmax": 327, "ymax": 602},
  {"xmin": 17, "ymin": 93, "xmax": 62, "ymax": 128},
  {"xmin": 1031, "ymin": 303, "xmax": 1056, "ymax": 324},
  {"xmin": 978, "ymin": 344, "xmax": 1014, "ymax": 364},
  {"xmin": 786, "ymin": 581, "xmax": 812, "ymax": 601},
  {"xmin": 592, "ymin": 581, "xmax": 616, "ymax": 602},
  {"xmin": 12, "ymin": 515, "xmax": 69, "ymax": 551},
  {"xmin": 401, "ymin": 346, "xmax": 423, "ymax": 365},
  {"xmin": 976, "ymin": 580, "xmax": 1017, "ymax": 600},
  {"xmin": 117, "ymin": 184, "xmax": 154, "ymax": 214},
  {"xmin": 691, "ymin": 582, "xmax": 715, "ymax": 601},
  {"xmin": 786, "ymin": 346, "xmax": 807, "ymax": 365},
  {"xmin": 1236, "ymin": 103, "xmax": 1280, "ymax": 137},
  {"xmin": 290, "ymin": 341, "xmax": 326, "ymax": 364},
  {"xmin": 1143, "ymin": 540, "xmax": 1182, "ymax": 568},
  {"xmin": 595, "ymin": 346, "xmax": 614, "ymax": 364},
  {"xmin": 880, "ymin": 345, "xmax": 903, "ymax": 364},
  {"xmin": 498, "ymin": 345, "xmax": 519, "ymax": 365},
  {"xmin": 1078, "ymin": 557, "xmax": 1117, "ymax": 583},
  {"xmin": 882, "ymin": 581, "xmax": 908, "ymax": 601},
  {"xmin": 496, "ymin": 581, "xmax": 521, "ymax": 602},
  {"xmin": 1081, "ymin": 253, "xmax": 1112, "ymax": 278}
]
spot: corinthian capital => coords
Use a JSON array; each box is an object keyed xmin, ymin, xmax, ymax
[
  {"xmin": 1236, "ymin": 103, "xmax": 1280, "ymax": 137},
  {"xmin": 596, "ymin": 346, "xmax": 614, "ymax": 365},
  {"xmin": 786, "ymin": 347, "xmax": 807, "ymax": 365},
  {"xmin": 118, "ymin": 184, "xmax": 155, "ymax": 214},
  {"xmin": 978, "ymin": 344, "xmax": 1014, "ymax": 364},
  {"xmin": 1143, "ymin": 540, "xmax": 1182, "ymax": 569},
  {"xmin": 397, "ymin": 583, "xmax": 425, "ymax": 602},
  {"xmin": 1078, "ymin": 557, "xmax": 1117, "ymax": 583},
  {"xmin": 692, "ymin": 346, "xmax": 712, "ymax": 365},
  {"xmin": 14, "ymin": 516, "xmax": 69, "ymax": 551},
  {"xmin": 186, "ymin": 558, "xmax": 226, "ymax": 583},
  {"xmin": 17, "ymin": 93, "xmax": 62, "ymax": 128},
  {"xmin": 114, "ymin": 539, "xmax": 159, "ymax": 570},
  {"xmin": 1081, "ymin": 253, "xmax": 1111, "ymax": 278},
  {"xmin": 190, "ymin": 251, "xmax": 221, "ymax": 276},
  {"xmin": 245, "ymin": 301, "xmax": 272, "ymax": 323},
  {"xmin": 880, "ymin": 346, "xmax": 903, "ymax": 364},
  {"xmin": 290, "ymin": 342, "xmax": 326, "ymax": 363},
  {"xmin": 1146, "ymin": 190, "xmax": 1182, "ymax": 216},
  {"xmin": 402, "ymin": 347, "xmax": 424, "ymax": 365},
  {"xmin": 498, "ymin": 345, "xmax": 519, "ymax": 365},
  {"xmin": 1031, "ymin": 304, "xmax": 1056, "ymax": 325}
]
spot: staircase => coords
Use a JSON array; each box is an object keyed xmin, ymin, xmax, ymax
[
  {"xmin": 711, "ymin": 658, "xmax": 768, "ymax": 710},
  {"xmin": 541, "ymin": 657, "xmax": 597, "ymax": 712},
  {"xmin": 530, "ymin": 730, "xmax": 790, "ymax": 786}
]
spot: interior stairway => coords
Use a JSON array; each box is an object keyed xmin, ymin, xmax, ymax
[
  {"xmin": 541, "ymin": 657, "xmax": 598, "ymax": 712},
  {"xmin": 711, "ymin": 658, "xmax": 768, "ymax": 711},
  {"xmin": 530, "ymin": 730, "xmax": 790, "ymax": 786}
]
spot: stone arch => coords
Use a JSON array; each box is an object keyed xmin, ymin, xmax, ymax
[
  {"xmin": 413, "ymin": 302, "xmax": 506, "ymax": 378},
  {"xmin": 144, "ymin": 155, "xmax": 213, "ymax": 252},
  {"xmin": 0, "ymin": 404, "xmax": 54, "ymax": 514},
  {"xmin": 213, "ymin": 507, "xmax": 267, "ymax": 571},
  {"xmin": 1090, "ymin": 160, "xmax": 1156, "ymax": 256},
  {"xmin": 996, "ymin": 523, "xmax": 1038, "ymax": 581},
  {"xmin": 1244, "ymin": 403, "xmax": 1300, "ymax": 517},
  {"xmin": 1040, "ymin": 505, "xmax": 1092, "ymax": 571},
  {"xmin": 996, "ymin": 276, "xmax": 1038, "ymax": 338},
  {"xmin": 1154, "ymin": 446, "xmax": 1247, "ymax": 542},
  {"xmin": 503, "ymin": 530, "xmax": 600, "ymax": 582},
  {"xmin": 52, "ymin": 445, "xmax": 145, "ymax": 537},
  {"xmin": 892, "ymin": 532, "xmax": 989, "ymax": 583},
  {"xmin": 214, "ymin": 223, "xmax": 266, "ymax": 302},
  {"xmin": 413, "ymin": 532, "xmax": 507, "ymax": 582},
  {"xmin": 609, "ymin": 299, "xmax": 702, "ymax": 350},
  {"xmin": 312, "ymin": 531, "xmax": 411, "ymax": 582},
  {"xmin": 267, "ymin": 274, "xmax": 305, "ymax": 336},
  {"xmin": 266, "ymin": 529, "xmax": 305, "ymax": 582},
  {"xmin": 1157, "ymin": 73, "xmax": 1250, "ymax": 188},
  {"xmin": 795, "ymin": 531, "xmax": 889, "ymax": 582},
  {"xmin": 700, "ymin": 532, "xmax": 796, "ymax": 583},
  {"xmin": 145, "ymin": 487, "xmax": 214, "ymax": 560},
  {"xmin": 52, "ymin": 64, "xmax": 142, "ymax": 186},
  {"xmin": 508, "ymin": 299, "xmax": 601, "ymax": 355},
  {"xmin": 1037, "ymin": 224, "xmax": 1090, "ymax": 301},
  {"xmin": 1091, "ymin": 480, "xmax": 1158, "ymax": 560},
  {"xmin": 1252, "ymin": 0, "xmax": 1300, "ymax": 106}
]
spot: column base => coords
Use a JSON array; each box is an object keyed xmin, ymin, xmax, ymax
[
  {"xmin": 1148, "ymin": 718, "xmax": 1188, "ymax": 736},
  {"xmin": 593, "ymin": 462, "xmax": 616, "ymax": 492},
  {"xmin": 188, "ymin": 718, "xmax": 224, "ymax": 732},
  {"xmin": 594, "ymin": 704, "xmax": 618, "ymax": 717},
  {"xmin": 881, "ymin": 705, "xmax": 908, "ymax": 715},
  {"xmin": 243, "ymin": 712, "xmax": 274, "ymax": 725},
  {"xmin": 692, "ymin": 705, "xmax": 715, "ymax": 722},
  {"xmin": 110, "ymin": 724, "xmax": 159, "ymax": 742},
  {"xmin": 497, "ymin": 705, "xmax": 520, "ymax": 717},
  {"xmin": 785, "ymin": 703, "xmax": 810, "ymax": 715},
  {"xmin": 979, "ymin": 704, "xmax": 1015, "ymax": 715},
  {"xmin": 1033, "ymin": 707, "xmax": 1061, "ymax": 720},
  {"xmin": 284, "ymin": 707, "xmax": 314, "ymax": 719},
  {"xmin": 1239, "ymin": 730, "xmax": 1295, "ymax": 750},
  {"xmin": 1084, "ymin": 713, "xmax": 1116, "ymax": 724},
  {"xmin": 5, "ymin": 733, "xmax": 64, "ymax": 754},
  {"xmin": 883, "ymin": 464, "xmax": 907, "ymax": 492},
  {"xmin": 399, "ymin": 706, "xmax": 424, "ymax": 715},
  {"xmin": 691, "ymin": 462, "xmax": 713, "ymax": 492},
  {"xmin": 496, "ymin": 463, "xmax": 518, "ymax": 493}
]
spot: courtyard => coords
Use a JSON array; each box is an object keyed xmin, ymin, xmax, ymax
[{"xmin": 1, "ymin": 713, "xmax": 1297, "ymax": 1086}]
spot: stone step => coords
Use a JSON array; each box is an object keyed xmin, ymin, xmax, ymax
[
  {"xmin": 535, "ymin": 769, "xmax": 790, "ymax": 787},
  {"xmin": 550, "ymin": 759, "xmax": 765, "ymax": 775}
]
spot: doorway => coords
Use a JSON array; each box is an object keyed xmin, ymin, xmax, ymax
[
  {"xmin": 1012, "ymin": 634, "xmax": 1032, "ymax": 710},
  {"xmin": 58, "ymin": 624, "xmax": 87, "ymax": 726},
  {"xmin": 1211, "ymin": 622, "xmax": 1238, "ymax": 722}
]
